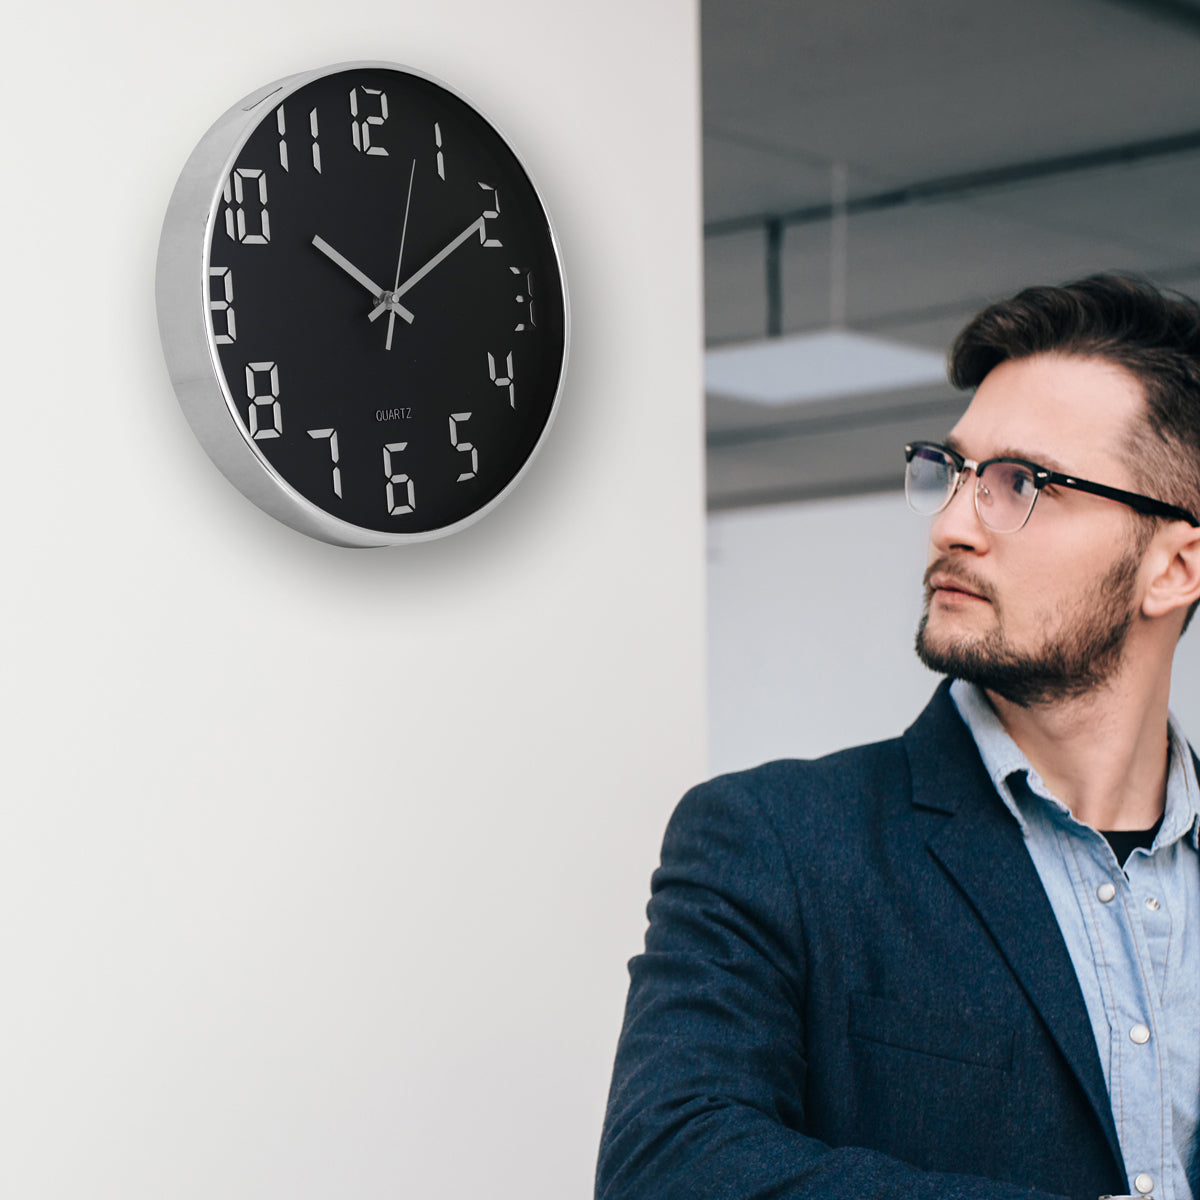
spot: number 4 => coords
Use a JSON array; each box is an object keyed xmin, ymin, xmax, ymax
[{"xmin": 487, "ymin": 351, "xmax": 515, "ymax": 408}]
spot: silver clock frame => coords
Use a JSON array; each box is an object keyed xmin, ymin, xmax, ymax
[{"xmin": 156, "ymin": 61, "xmax": 570, "ymax": 548}]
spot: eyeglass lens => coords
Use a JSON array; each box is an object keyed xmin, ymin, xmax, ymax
[{"xmin": 905, "ymin": 445, "xmax": 1038, "ymax": 532}]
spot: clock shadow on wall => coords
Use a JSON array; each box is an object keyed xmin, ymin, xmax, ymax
[{"xmin": 157, "ymin": 62, "xmax": 569, "ymax": 548}]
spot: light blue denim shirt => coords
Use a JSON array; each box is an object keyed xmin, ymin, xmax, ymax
[{"xmin": 951, "ymin": 680, "xmax": 1200, "ymax": 1200}]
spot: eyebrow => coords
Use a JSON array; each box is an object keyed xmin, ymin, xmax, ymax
[{"xmin": 943, "ymin": 434, "xmax": 1072, "ymax": 477}]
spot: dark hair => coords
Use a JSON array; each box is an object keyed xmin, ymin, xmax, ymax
[{"xmin": 949, "ymin": 273, "xmax": 1200, "ymax": 629}]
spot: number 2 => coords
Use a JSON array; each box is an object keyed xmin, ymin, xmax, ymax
[{"xmin": 478, "ymin": 183, "xmax": 502, "ymax": 248}]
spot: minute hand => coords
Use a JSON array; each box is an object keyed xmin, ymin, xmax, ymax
[{"xmin": 368, "ymin": 217, "xmax": 486, "ymax": 321}]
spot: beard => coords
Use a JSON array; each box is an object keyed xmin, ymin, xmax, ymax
[{"xmin": 914, "ymin": 550, "xmax": 1140, "ymax": 707}]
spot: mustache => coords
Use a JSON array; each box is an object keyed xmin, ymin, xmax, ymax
[{"xmin": 922, "ymin": 557, "xmax": 996, "ymax": 604}]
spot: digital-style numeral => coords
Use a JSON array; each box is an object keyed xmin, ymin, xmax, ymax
[
  {"xmin": 245, "ymin": 362, "xmax": 282, "ymax": 440},
  {"xmin": 350, "ymin": 86, "xmax": 388, "ymax": 156},
  {"xmin": 478, "ymin": 183, "xmax": 502, "ymax": 247},
  {"xmin": 308, "ymin": 428, "xmax": 342, "ymax": 498},
  {"xmin": 510, "ymin": 267, "xmax": 535, "ymax": 332},
  {"xmin": 278, "ymin": 104, "xmax": 323, "ymax": 173},
  {"xmin": 488, "ymin": 351, "xmax": 515, "ymax": 408},
  {"xmin": 310, "ymin": 107, "xmax": 322, "ymax": 173},
  {"xmin": 209, "ymin": 267, "xmax": 236, "ymax": 344},
  {"xmin": 223, "ymin": 168, "xmax": 270, "ymax": 244},
  {"xmin": 449, "ymin": 413, "xmax": 478, "ymax": 482},
  {"xmin": 277, "ymin": 107, "xmax": 289, "ymax": 172},
  {"xmin": 434, "ymin": 122, "xmax": 445, "ymax": 180},
  {"xmin": 383, "ymin": 442, "xmax": 415, "ymax": 514}
]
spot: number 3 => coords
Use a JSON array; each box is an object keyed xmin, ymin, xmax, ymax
[{"xmin": 449, "ymin": 413, "xmax": 478, "ymax": 482}]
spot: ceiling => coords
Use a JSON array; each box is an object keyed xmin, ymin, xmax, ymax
[{"xmin": 701, "ymin": 0, "xmax": 1200, "ymax": 509}]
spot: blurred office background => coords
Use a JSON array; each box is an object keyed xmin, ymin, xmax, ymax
[
  {"xmin": 7, "ymin": 4, "xmax": 1200, "ymax": 1198},
  {"xmin": 704, "ymin": 0, "xmax": 1200, "ymax": 774}
]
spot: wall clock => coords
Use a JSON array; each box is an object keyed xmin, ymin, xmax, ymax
[{"xmin": 156, "ymin": 62, "xmax": 569, "ymax": 546}]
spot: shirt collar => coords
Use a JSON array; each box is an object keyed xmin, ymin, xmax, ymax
[{"xmin": 949, "ymin": 679, "xmax": 1200, "ymax": 850}]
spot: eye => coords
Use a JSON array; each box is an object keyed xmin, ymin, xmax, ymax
[
  {"xmin": 992, "ymin": 462, "xmax": 1035, "ymax": 498},
  {"xmin": 1012, "ymin": 468, "xmax": 1037, "ymax": 498}
]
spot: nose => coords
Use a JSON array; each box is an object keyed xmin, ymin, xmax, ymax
[{"xmin": 929, "ymin": 469, "xmax": 988, "ymax": 556}]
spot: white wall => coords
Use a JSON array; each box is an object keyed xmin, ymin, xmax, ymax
[
  {"xmin": 709, "ymin": 493, "xmax": 1200, "ymax": 776},
  {"xmin": 0, "ymin": 4, "xmax": 705, "ymax": 1198}
]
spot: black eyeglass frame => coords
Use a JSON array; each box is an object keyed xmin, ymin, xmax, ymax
[{"xmin": 904, "ymin": 440, "xmax": 1200, "ymax": 530}]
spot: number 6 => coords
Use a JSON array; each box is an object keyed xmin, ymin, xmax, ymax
[{"xmin": 383, "ymin": 441, "xmax": 415, "ymax": 514}]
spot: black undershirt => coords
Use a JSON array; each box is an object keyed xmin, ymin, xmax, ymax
[{"xmin": 1101, "ymin": 814, "xmax": 1164, "ymax": 868}]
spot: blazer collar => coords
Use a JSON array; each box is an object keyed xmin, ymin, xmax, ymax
[{"xmin": 902, "ymin": 681, "xmax": 1124, "ymax": 1177}]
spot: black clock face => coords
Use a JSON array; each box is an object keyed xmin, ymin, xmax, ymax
[{"xmin": 204, "ymin": 65, "xmax": 567, "ymax": 537}]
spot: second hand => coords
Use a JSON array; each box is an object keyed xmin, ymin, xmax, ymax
[
  {"xmin": 386, "ymin": 159, "xmax": 418, "ymax": 352},
  {"xmin": 369, "ymin": 216, "xmax": 487, "ymax": 322}
]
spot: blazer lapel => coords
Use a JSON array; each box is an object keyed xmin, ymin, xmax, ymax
[{"xmin": 903, "ymin": 683, "xmax": 1124, "ymax": 1175}]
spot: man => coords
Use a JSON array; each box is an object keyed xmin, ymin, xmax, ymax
[{"xmin": 597, "ymin": 275, "xmax": 1200, "ymax": 1200}]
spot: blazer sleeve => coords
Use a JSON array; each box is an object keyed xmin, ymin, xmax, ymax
[{"xmin": 595, "ymin": 773, "xmax": 1069, "ymax": 1200}]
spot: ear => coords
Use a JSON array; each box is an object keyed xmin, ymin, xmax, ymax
[{"xmin": 1142, "ymin": 521, "xmax": 1200, "ymax": 621}]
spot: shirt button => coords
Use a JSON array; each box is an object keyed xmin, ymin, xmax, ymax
[
  {"xmin": 1097, "ymin": 882, "xmax": 1117, "ymax": 902},
  {"xmin": 1134, "ymin": 1173, "xmax": 1154, "ymax": 1193},
  {"xmin": 1144, "ymin": 897, "xmax": 1160, "ymax": 911},
  {"xmin": 1130, "ymin": 1024, "xmax": 1151, "ymax": 1045}
]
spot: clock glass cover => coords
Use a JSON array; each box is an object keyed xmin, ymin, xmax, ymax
[{"xmin": 158, "ymin": 63, "xmax": 568, "ymax": 545}]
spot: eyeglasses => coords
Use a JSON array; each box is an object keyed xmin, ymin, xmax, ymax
[{"xmin": 904, "ymin": 441, "xmax": 1199, "ymax": 533}]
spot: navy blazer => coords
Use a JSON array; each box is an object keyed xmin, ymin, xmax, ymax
[{"xmin": 597, "ymin": 682, "xmax": 1131, "ymax": 1200}]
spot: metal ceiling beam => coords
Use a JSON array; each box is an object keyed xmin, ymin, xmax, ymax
[
  {"xmin": 707, "ymin": 394, "xmax": 965, "ymax": 451},
  {"xmin": 707, "ymin": 474, "xmax": 905, "ymax": 512},
  {"xmin": 704, "ymin": 128, "xmax": 1200, "ymax": 239},
  {"xmin": 765, "ymin": 217, "xmax": 784, "ymax": 336},
  {"xmin": 1099, "ymin": 0, "xmax": 1200, "ymax": 36}
]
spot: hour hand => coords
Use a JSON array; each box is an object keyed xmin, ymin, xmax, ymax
[{"xmin": 311, "ymin": 235, "xmax": 414, "ymax": 324}]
